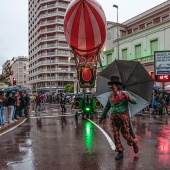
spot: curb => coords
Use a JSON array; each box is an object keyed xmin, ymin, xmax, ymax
[{"xmin": 0, "ymin": 118, "xmax": 27, "ymax": 137}]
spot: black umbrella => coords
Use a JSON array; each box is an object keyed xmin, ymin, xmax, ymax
[{"xmin": 96, "ymin": 60, "xmax": 154, "ymax": 116}]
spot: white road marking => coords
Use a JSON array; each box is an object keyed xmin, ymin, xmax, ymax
[
  {"xmin": 52, "ymin": 109, "xmax": 59, "ymax": 111},
  {"xmin": 0, "ymin": 118, "xmax": 27, "ymax": 137},
  {"xmin": 63, "ymin": 113, "xmax": 72, "ymax": 115},
  {"xmin": 52, "ymin": 113, "xmax": 58, "ymax": 115},
  {"xmin": 86, "ymin": 118, "xmax": 116, "ymax": 151},
  {"xmin": 30, "ymin": 114, "xmax": 75, "ymax": 119}
]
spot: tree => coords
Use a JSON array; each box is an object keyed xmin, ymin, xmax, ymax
[
  {"xmin": 0, "ymin": 66, "xmax": 13, "ymax": 82},
  {"xmin": 2, "ymin": 79, "xmax": 12, "ymax": 86},
  {"xmin": 64, "ymin": 84, "xmax": 74, "ymax": 93}
]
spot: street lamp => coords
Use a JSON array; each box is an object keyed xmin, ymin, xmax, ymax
[{"xmin": 113, "ymin": 4, "xmax": 119, "ymax": 60}]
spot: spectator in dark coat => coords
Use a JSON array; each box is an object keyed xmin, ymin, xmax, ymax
[
  {"xmin": 60, "ymin": 94, "xmax": 66, "ymax": 112},
  {"xmin": 25, "ymin": 93, "xmax": 31, "ymax": 116},
  {"xmin": 19, "ymin": 91, "xmax": 25, "ymax": 117}
]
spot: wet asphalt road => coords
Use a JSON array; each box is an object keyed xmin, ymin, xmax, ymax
[{"xmin": 0, "ymin": 104, "xmax": 170, "ymax": 170}]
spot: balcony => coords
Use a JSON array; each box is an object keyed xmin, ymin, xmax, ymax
[
  {"xmin": 39, "ymin": 12, "xmax": 57, "ymax": 19},
  {"xmin": 56, "ymin": 18, "xmax": 64, "ymax": 23},
  {"xmin": 40, "ymin": 20, "xmax": 56, "ymax": 26},
  {"xmin": 40, "ymin": 76, "xmax": 56, "ymax": 80},
  {"xmin": 40, "ymin": 1, "xmax": 68, "ymax": 9},
  {"xmin": 41, "ymin": 60, "xmax": 55, "ymax": 64},
  {"xmin": 40, "ymin": 0, "xmax": 57, "ymax": 4},
  {"xmin": 58, "ymin": 60, "xmax": 69, "ymax": 63},
  {"xmin": 32, "ymin": 26, "xmax": 63, "ymax": 41},
  {"xmin": 132, "ymin": 55, "xmax": 154, "ymax": 64},
  {"xmin": 57, "ymin": 43, "xmax": 69, "ymax": 47},
  {"xmin": 39, "ymin": 43, "xmax": 56, "ymax": 49}
]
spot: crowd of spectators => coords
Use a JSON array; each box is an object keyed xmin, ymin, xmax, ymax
[
  {"xmin": 0, "ymin": 90, "xmax": 31, "ymax": 129},
  {"xmin": 30, "ymin": 92, "xmax": 74, "ymax": 112},
  {"xmin": 150, "ymin": 89, "xmax": 170, "ymax": 115}
]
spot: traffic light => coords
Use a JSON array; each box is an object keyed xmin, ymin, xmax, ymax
[{"xmin": 13, "ymin": 78, "xmax": 17, "ymax": 86}]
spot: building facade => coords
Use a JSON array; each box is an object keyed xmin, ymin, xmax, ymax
[
  {"xmin": 11, "ymin": 56, "xmax": 29, "ymax": 87},
  {"xmin": 2, "ymin": 56, "xmax": 29, "ymax": 87},
  {"xmin": 28, "ymin": 0, "xmax": 75, "ymax": 93},
  {"xmin": 102, "ymin": 0, "xmax": 170, "ymax": 87}
]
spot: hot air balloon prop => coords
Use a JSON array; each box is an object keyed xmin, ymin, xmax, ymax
[{"xmin": 64, "ymin": 0, "xmax": 106, "ymax": 88}]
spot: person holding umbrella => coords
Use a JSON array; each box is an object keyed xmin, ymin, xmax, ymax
[{"xmin": 99, "ymin": 76, "xmax": 139, "ymax": 160}]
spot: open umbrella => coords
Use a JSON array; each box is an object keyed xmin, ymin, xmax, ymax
[
  {"xmin": 165, "ymin": 85, "xmax": 170, "ymax": 93},
  {"xmin": 96, "ymin": 60, "xmax": 154, "ymax": 117}
]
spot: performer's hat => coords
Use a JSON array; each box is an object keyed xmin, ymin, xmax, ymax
[{"xmin": 108, "ymin": 76, "xmax": 122, "ymax": 85}]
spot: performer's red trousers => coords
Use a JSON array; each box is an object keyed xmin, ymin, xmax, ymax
[{"xmin": 110, "ymin": 110, "xmax": 136, "ymax": 152}]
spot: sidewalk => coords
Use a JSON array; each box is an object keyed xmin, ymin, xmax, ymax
[{"xmin": 0, "ymin": 117, "xmax": 27, "ymax": 135}]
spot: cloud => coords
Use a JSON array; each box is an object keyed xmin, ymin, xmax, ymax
[{"xmin": 0, "ymin": 0, "xmax": 28, "ymax": 69}]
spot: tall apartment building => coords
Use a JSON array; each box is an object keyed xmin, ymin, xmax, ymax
[
  {"xmin": 2, "ymin": 56, "xmax": 29, "ymax": 87},
  {"xmin": 28, "ymin": 0, "xmax": 75, "ymax": 93}
]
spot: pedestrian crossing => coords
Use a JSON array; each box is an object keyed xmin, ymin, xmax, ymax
[{"xmin": 29, "ymin": 108, "xmax": 73, "ymax": 119}]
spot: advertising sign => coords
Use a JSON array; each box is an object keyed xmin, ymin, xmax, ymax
[{"xmin": 154, "ymin": 51, "xmax": 170, "ymax": 75}]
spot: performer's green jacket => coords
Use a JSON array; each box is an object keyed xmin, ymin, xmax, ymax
[{"xmin": 100, "ymin": 91, "xmax": 137, "ymax": 119}]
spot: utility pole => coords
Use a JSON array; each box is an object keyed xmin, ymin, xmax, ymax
[{"xmin": 113, "ymin": 4, "xmax": 119, "ymax": 60}]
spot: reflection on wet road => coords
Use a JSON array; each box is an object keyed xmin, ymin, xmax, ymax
[{"xmin": 1, "ymin": 108, "xmax": 170, "ymax": 170}]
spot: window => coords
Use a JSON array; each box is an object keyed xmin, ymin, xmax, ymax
[
  {"xmin": 120, "ymin": 30, "xmax": 126, "ymax": 37},
  {"xmin": 107, "ymin": 54, "xmax": 112, "ymax": 65},
  {"xmin": 58, "ymin": 81, "xmax": 63, "ymax": 85},
  {"xmin": 135, "ymin": 45, "xmax": 141, "ymax": 59},
  {"xmin": 139, "ymin": 24, "xmax": 145, "ymax": 30},
  {"xmin": 153, "ymin": 17, "xmax": 160, "ymax": 24},
  {"xmin": 122, "ymin": 49, "xmax": 127, "ymax": 60},
  {"xmin": 128, "ymin": 29, "xmax": 132, "ymax": 34},
  {"xmin": 150, "ymin": 39, "xmax": 158, "ymax": 55}
]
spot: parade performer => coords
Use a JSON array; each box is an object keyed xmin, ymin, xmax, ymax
[{"xmin": 99, "ymin": 76, "xmax": 139, "ymax": 160}]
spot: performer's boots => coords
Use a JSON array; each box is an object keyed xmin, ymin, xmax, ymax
[
  {"xmin": 133, "ymin": 142, "xmax": 139, "ymax": 153},
  {"xmin": 115, "ymin": 151, "xmax": 123, "ymax": 160}
]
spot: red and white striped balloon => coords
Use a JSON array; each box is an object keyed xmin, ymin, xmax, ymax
[{"xmin": 64, "ymin": 0, "xmax": 106, "ymax": 57}]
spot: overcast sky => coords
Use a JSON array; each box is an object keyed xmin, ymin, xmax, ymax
[{"xmin": 0, "ymin": 0, "xmax": 167, "ymax": 70}]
